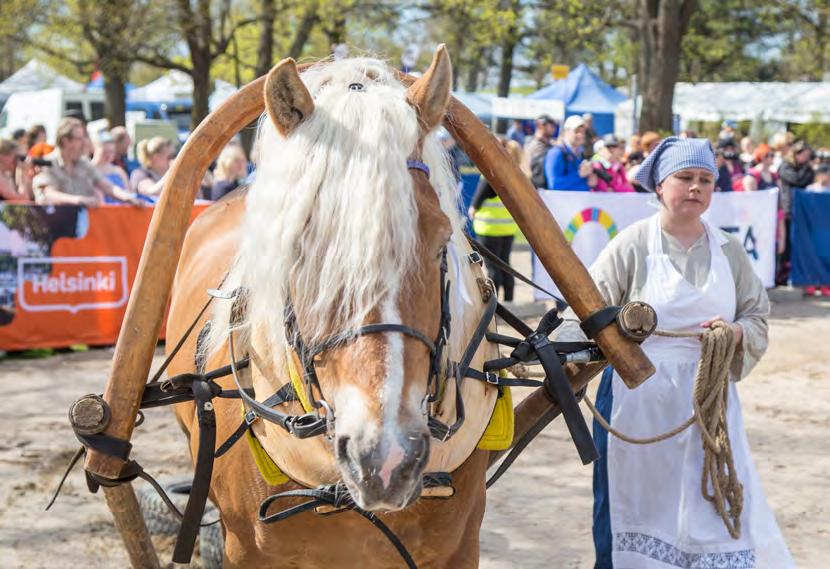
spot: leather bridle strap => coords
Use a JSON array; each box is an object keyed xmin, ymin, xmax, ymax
[{"xmin": 306, "ymin": 323, "xmax": 437, "ymax": 360}]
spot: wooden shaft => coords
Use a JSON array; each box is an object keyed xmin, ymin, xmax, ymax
[
  {"xmin": 438, "ymin": 100, "xmax": 654, "ymax": 388},
  {"xmin": 84, "ymin": 75, "xmax": 269, "ymax": 479},
  {"xmin": 488, "ymin": 361, "xmax": 607, "ymax": 468},
  {"xmin": 103, "ymin": 484, "xmax": 161, "ymax": 569}
]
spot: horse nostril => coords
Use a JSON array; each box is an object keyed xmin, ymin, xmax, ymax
[{"xmin": 336, "ymin": 435, "xmax": 350, "ymax": 460}]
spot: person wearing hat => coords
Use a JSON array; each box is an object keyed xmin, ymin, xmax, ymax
[
  {"xmin": 776, "ymin": 140, "xmax": 815, "ymax": 285},
  {"xmin": 592, "ymin": 134, "xmax": 634, "ymax": 192},
  {"xmin": 543, "ymin": 115, "xmax": 596, "ymax": 191},
  {"xmin": 715, "ymin": 137, "xmax": 745, "ymax": 192},
  {"xmin": 523, "ymin": 114, "xmax": 558, "ymax": 186},
  {"xmin": 719, "ymin": 119, "xmax": 738, "ymax": 142},
  {"xmin": 557, "ymin": 137, "xmax": 793, "ymax": 568}
]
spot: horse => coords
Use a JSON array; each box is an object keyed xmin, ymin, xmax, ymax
[{"xmin": 165, "ymin": 47, "xmax": 508, "ymax": 568}]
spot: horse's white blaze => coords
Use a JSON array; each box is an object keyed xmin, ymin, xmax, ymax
[{"xmin": 380, "ymin": 295, "xmax": 405, "ymax": 431}]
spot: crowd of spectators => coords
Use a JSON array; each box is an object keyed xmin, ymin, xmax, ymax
[
  {"xmin": 516, "ymin": 114, "xmax": 830, "ymax": 294},
  {"xmin": 0, "ymin": 113, "xmax": 248, "ymax": 208}
]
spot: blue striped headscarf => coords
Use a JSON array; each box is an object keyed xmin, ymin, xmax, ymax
[{"xmin": 634, "ymin": 136, "xmax": 718, "ymax": 192}]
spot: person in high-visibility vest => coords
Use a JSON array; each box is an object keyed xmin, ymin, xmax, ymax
[{"xmin": 467, "ymin": 138, "xmax": 521, "ymax": 301}]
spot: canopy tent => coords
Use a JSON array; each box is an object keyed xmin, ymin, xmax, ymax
[
  {"xmin": 128, "ymin": 70, "xmax": 194, "ymax": 102},
  {"xmin": 452, "ymin": 91, "xmax": 494, "ymax": 124},
  {"xmin": 527, "ymin": 64, "xmax": 628, "ymax": 135},
  {"xmin": 0, "ymin": 60, "xmax": 84, "ymax": 104},
  {"xmin": 614, "ymin": 81, "xmax": 830, "ymax": 139}
]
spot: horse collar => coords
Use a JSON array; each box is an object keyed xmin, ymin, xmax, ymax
[{"xmin": 407, "ymin": 159, "xmax": 430, "ymax": 178}]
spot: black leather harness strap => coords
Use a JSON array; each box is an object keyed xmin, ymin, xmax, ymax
[{"xmin": 580, "ymin": 305, "xmax": 622, "ymax": 339}]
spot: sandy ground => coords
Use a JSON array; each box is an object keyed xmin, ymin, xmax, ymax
[{"xmin": 1, "ymin": 252, "xmax": 827, "ymax": 567}]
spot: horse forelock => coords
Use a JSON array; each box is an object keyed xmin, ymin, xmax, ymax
[{"xmin": 228, "ymin": 57, "xmax": 465, "ymax": 352}]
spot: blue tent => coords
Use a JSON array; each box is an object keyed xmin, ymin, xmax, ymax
[{"xmin": 527, "ymin": 64, "xmax": 627, "ymax": 135}]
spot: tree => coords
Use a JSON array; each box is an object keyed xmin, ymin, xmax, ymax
[
  {"xmin": 136, "ymin": 0, "xmax": 258, "ymax": 129},
  {"xmin": 636, "ymin": 0, "xmax": 696, "ymax": 133}
]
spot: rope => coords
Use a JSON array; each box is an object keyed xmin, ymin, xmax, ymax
[{"xmin": 583, "ymin": 323, "xmax": 743, "ymax": 539}]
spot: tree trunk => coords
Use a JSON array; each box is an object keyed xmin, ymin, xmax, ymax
[
  {"xmin": 255, "ymin": 0, "xmax": 276, "ymax": 78},
  {"xmin": 288, "ymin": 3, "xmax": 318, "ymax": 60},
  {"xmin": 190, "ymin": 51, "xmax": 212, "ymax": 129},
  {"xmin": 496, "ymin": 37, "xmax": 517, "ymax": 133},
  {"xmin": 465, "ymin": 46, "xmax": 487, "ymax": 92},
  {"xmin": 637, "ymin": 0, "xmax": 696, "ymax": 133},
  {"xmin": 103, "ymin": 73, "xmax": 127, "ymax": 128}
]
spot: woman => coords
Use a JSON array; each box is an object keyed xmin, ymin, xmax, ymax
[
  {"xmin": 210, "ymin": 143, "xmax": 248, "ymax": 201},
  {"xmin": 467, "ymin": 137, "xmax": 520, "ymax": 301},
  {"xmin": 777, "ymin": 140, "xmax": 814, "ymax": 285},
  {"xmin": 91, "ymin": 132, "xmax": 130, "ymax": 191},
  {"xmin": 592, "ymin": 135, "xmax": 634, "ymax": 193},
  {"xmin": 0, "ymin": 139, "xmax": 24, "ymax": 200},
  {"xmin": 561, "ymin": 137, "xmax": 793, "ymax": 568},
  {"xmin": 25, "ymin": 125, "xmax": 47, "ymax": 153},
  {"xmin": 129, "ymin": 136, "xmax": 174, "ymax": 197},
  {"xmin": 742, "ymin": 144, "xmax": 779, "ymax": 191}
]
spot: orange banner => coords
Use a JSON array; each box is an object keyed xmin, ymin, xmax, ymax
[{"xmin": 0, "ymin": 204, "xmax": 209, "ymax": 350}]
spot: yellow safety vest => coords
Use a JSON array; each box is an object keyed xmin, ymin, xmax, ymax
[{"xmin": 472, "ymin": 196, "xmax": 519, "ymax": 237}]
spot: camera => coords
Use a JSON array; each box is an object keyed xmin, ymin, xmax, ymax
[
  {"xmin": 32, "ymin": 158, "xmax": 52, "ymax": 167},
  {"xmin": 595, "ymin": 168, "xmax": 612, "ymax": 183},
  {"xmin": 719, "ymin": 150, "xmax": 738, "ymax": 161}
]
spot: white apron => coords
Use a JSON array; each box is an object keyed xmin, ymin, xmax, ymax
[{"xmin": 608, "ymin": 214, "xmax": 793, "ymax": 568}]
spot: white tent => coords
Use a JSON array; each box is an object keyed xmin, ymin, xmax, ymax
[
  {"xmin": 0, "ymin": 60, "xmax": 85, "ymax": 99},
  {"xmin": 615, "ymin": 81, "xmax": 830, "ymax": 138},
  {"xmin": 128, "ymin": 70, "xmax": 194, "ymax": 102}
]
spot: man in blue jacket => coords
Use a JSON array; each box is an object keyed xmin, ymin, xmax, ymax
[{"xmin": 544, "ymin": 115, "xmax": 597, "ymax": 191}]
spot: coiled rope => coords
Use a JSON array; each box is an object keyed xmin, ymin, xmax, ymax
[{"xmin": 513, "ymin": 322, "xmax": 743, "ymax": 538}]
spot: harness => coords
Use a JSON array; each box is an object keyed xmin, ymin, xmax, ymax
[{"xmin": 52, "ymin": 159, "xmax": 631, "ymax": 568}]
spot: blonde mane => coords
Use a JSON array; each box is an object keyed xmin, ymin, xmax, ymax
[{"xmin": 208, "ymin": 58, "xmax": 466, "ymax": 356}]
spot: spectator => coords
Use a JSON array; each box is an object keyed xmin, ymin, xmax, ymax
[
  {"xmin": 679, "ymin": 129, "xmax": 698, "ymax": 139},
  {"xmin": 742, "ymin": 144, "xmax": 779, "ymax": 191},
  {"xmin": 32, "ymin": 118, "xmax": 140, "ymax": 206},
  {"xmin": 468, "ymin": 137, "xmax": 521, "ymax": 302},
  {"xmin": 111, "ymin": 126, "xmax": 139, "ymax": 175},
  {"xmin": 130, "ymin": 136, "xmax": 174, "ymax": 197},
  {"xmin": 25, "ymin": 125, "xmax": 47, "ymax": 152},
  {"xmin": 626, "ymin": 132, "xmax": 661, "ymax": 191},
  {"xmin": 776, "ymin": 140, "xmax": 815, "ymax": 285},
  {"xmin": 11, "ymin": 129, "xmax": 27, "ymax": 156},
  {"xmin": 582, "ymin": 113, "xmax": 597, "ymax": 159},
  {"xmin": 770, "ymin": 131, "xmax": 793, "ymax": 173},
  {"xmin": 718, "ymin": 119, "xmax": 738, "ymax": 142},
  {"xmin": 640, "ymin": 131, "xmax": 661, "ymax": 155},
  {"xmin": 625, "ymin": 150, "xmax": 647, "ymax": 192},
  {"xmin": 807, "ymin": 163, "xmax": 830, "ymax": 192},
  {"xmin": 592, "ymin": 134, "xmax": 634, "ymax": 193},
  {"xmin": 91, "ymin": 131, "xmax": 129, "ymax": 191},
  {"xmin": 626, "ymin": 134, "xmax": 642, "ymax": 156},
  {"xmin": 524, "ymin": 114, "xmax": 557, "ymax": 186},
  {"xmin": 506, "ymin": 119, "xmax": 526, "ymax": 146},
  {"xmin": 0, "ymin": 139, "xmax": 24, "ymax": 200},
  {"xmin": 210, "ymin": 144, "xmax": 248, "ymax": 201},
  {"xmin": 715, "ymin": 138, "xmax": 744, "ymax": 191},
  {"xmin": 544, "ymin": 115, "xmax": 596, "ymax": 191},
  {"xmin": 739, "ymin": 136, "xmax": 756, "ymax": 169}
]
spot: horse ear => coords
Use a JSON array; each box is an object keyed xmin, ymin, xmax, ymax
[
  {"xmin": 406, "ymin": 44, "xmax": 452, "ymax": 133},
  {"xmin": 264, "ymin": 58, "xmax": 315, "ymax": 137}
]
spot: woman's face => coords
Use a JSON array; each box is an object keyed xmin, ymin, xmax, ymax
[
  {"xmin": 0, "ymin": 152, "xmax": 16, "ymax": 171},
  {"xmin": 796, "ymin": 149, "xmax": 812, "ymax": 164},
  {"xmin": 656, "ymin": 168, "xmax": 716, "ymax": 221},
  {"xmin": 150, "ymin": 145, "xmax": 172, "ymax": 173}
]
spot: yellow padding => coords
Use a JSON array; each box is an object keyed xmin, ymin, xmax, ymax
[
  {"xmin": 244, "ymin": 354, "xmax": 312, "ymax": 487},
  {"xmin": 245, "ymin": 424, "xmax": 289, "ymax": 486},
  {"xmin": 287, "ymin": 351, "xmax": 313, "ymax": 413},
  {"xmin": 477, "ymin": 384, "xmax": 514, "ymax": 451}
]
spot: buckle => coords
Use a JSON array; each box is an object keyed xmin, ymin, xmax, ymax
[
  {"xmin": 468, "ymin": 251, "xmax": 484, "ymax": 266},
  {"xmin": 244, "ymin": 409, "xmax": 257, "ymax": 426},
  {"xmin": 485, "ymin": 371, "xmax": 500, "ymax": 385},
  {"xmin": 207, "ymin": 287, "xmax": 239, "ymax": 300}
]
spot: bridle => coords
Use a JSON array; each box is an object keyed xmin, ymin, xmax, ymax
[{"xmin": 225, "ymin": 157, "xmax": 497, "ymax": 444}]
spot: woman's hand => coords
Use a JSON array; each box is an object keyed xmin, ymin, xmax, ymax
[
  {"xmin": 467, "ymin": 206, "xmax": 476, "ymax": 220},
  {"xmin": 700, "ymin": 315, "xmax": 743, "ymax": 348}
]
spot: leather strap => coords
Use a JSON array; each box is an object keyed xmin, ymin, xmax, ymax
[{"xmin": 580, "ymin": 305, "xmax": 621, "ymax": 339}]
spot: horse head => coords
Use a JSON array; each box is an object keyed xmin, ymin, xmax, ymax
[{"xmin": 235, "ymin": 47, "xmax": 464, "ymax": 511}]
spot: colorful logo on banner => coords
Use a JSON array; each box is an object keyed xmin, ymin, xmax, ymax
[
  {"xmin": 18, "ymin": 256, "xmax": 129, "ymax": 314},
  {"xmin": 563, "ymin": 207, "xmax": 618, "ymax": 243}
]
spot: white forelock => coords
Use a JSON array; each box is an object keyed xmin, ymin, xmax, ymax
[{"xmin": 207, "ymin": 57, "xmax": 466, "ymax": 358}]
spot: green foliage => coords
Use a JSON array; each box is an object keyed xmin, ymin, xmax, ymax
[{"xmin": 790, "ymin": 120, "xmax": 830, "ymax": 149}]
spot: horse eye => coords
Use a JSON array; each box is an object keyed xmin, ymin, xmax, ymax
[{"xmin": 348, "ymin": 83, "xmax": 365, "ymax": 92}]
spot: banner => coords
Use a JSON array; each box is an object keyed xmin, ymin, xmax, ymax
[
  {"xmin": 532, "ymin": 190, "xmax": 778, "ymax": 300},
  {"xmin": 790, "ymin": 189, "xmax": 830, "ymax": 286},
  {"xmin": 0, "ymin": 204, "xmax": 207, "ymax": 350}
]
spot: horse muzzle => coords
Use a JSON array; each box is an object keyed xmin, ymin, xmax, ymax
[{"xmin": 336, "ymin": 430, "xmax": 430, "ymax": 511}]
